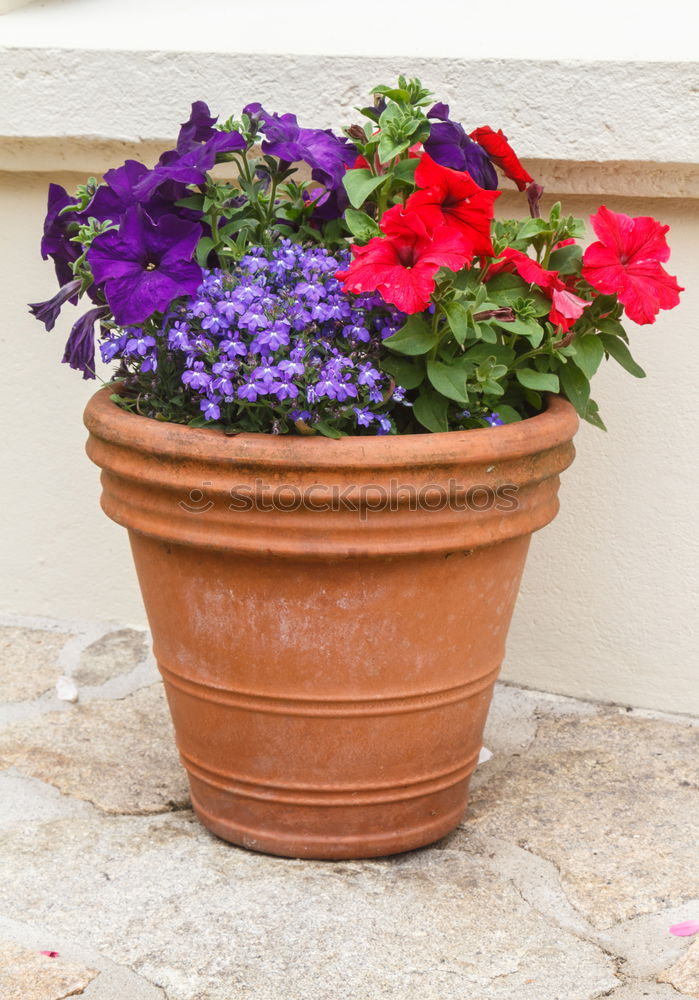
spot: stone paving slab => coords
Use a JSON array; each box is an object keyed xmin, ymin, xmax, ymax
[
  {"xmin": 0, "ymin": 806, "xmax": 618, "ymax": 1000},
  {"xmin": 74, "ymin": 629, "xmax": 149, "ymax": 688},
  {"xmin": 0, "ymin": 938, "xmax": 98, "ymax": 1000},
  {"xmin": 0, "ymin": 913, "xmax": 167, "ymax": 1000},
  {"xmin": 0, "ymin": 684, "xmax": 190, "ymax": 814},
  {"xmin": 1, "ymin": 620, "xmax": 697, "ymax": 1000},
  {"xmin": 469, "ymin": 711, "xmax": 699, "ymax": 929},
  {"xmin": 660, "ymin": 938, "xmax": 699, "ymax": 997},
  {"xmin": 0, "ymin": 626, "xmax": 73, "ymax": 703}
]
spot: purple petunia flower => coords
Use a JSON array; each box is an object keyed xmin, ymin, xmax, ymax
[
  {"xmin": 135, "ymin": 129, "xmax": 246, "ymax": 201},
  {"xmin": 87, "ymin": 206, "xmax": 203, "ymax": 324},
  {"xmin": 29, "ymin": 278, "xmax": 82, "ymax": 331},
  {"xmin": 425, "ymin": 104, "xmax": 498, "ymax": 190},
  {"xmin": 40, "ymin": 184, "xmax": 83, "ymax": 288},
  {"xmin": 245, "ymin": 104, "xmax": 354, "ymax": 189},
  {"xmin": 62, "ymin": 306, "xmax": 108, "ymax": 379},
  {"xmin": 177, "ymin": 101, "xmax": 219, "ymax": 153}
]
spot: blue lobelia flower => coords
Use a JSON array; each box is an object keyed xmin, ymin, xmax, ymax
[{"xmin": 87, "ymin": 206, "xmax": 203, "ymax": 324}]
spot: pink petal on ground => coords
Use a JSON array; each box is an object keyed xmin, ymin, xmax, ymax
[
  {"xmin": 40, "ymin": 950, "xmax": 60, "ymax": 958},
  {"xmin": 669, "ymin": 922, "xmax": 699, "ymax": 937}
]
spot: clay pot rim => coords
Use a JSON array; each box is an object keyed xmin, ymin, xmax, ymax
[{"xmin": 84, "ymin": 386, "xmax": 578, "ymax": 470}]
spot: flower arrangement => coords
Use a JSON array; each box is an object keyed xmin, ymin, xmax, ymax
[{"xmin": 30, "ymin": 76, "xmax": 683, "ymax": 436}]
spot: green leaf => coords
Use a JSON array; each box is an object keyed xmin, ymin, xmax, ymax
[
  {"xmin": 516, "ymin": 368, "xmax": 560, "ymax": 393},
  {"xmin": 175, "ymin": 194, "xmax": 206, "ymax": 211},
  {"xmin": 463, "ymin": 343, "xmax": 516, "ymax": 367},
  {"xmin": 413, "ymin": 387, "xmax": 449, "ymax": 432},
  {"xmin": 476, "ymin": 322, "xmax": 498, "ymax": 344},
  {"xmin": 372, "ymin": 86, "xmax": 412, "ymax": 102},
  {"xmin": 517, "ymin": 218, "xmax": 550, "ymax": 240},
  {"xmin": 548, "ymin": 244, "xmax": 583, "ymax": 275},
  {"xmin": 384, "ymin": 315, "xmax": 439, "ymax": 356},
  {"xmin": 315, "ymin": 420, "xmax": 344, "ymax": 439},
  {"xmin": 493, "ymin": 405, "xmax": 523, "ymax": 424},
  {"xmin": 485, "ymin": 272, "xmax": 528, "ymax": 300},
  {"xmin": 427, "ymin": 360, "xmax": 470, "ymax": 403},
  {"xmin": 195, "ymin": 237, "xmax": 215, "ymax": 267},
  {"xmin": 380, "ymin": 355, "xmax": 425, "ymax": 389},
  {"xmin": 495, "ymin": 316, "xmax": 545, "ymax": 347},
  {"xmin": 486, "ymin": 272, "xmax": 550, "ymax": 315},
  {"xmin": 443, "ymin": 300, "xmax": 471, "ymax": 346},
  {"xmin": 600, "ymin": 334, "xmax": 646, "ymax": 378},
  {"xmin": 597, "ymin": 317, "xmax": 627, "ymax": 339},
  {"xmin": 523, "ymin": 388, "xmax": 542, "ymax": 410},
  {"xmin": 342, "ymin": 169, "xmax": 387, "ymax": 209},
  {"xmin": 559, "ymin": 363, "xmax": 591, "ymax": 416},
  {"xmin": 583, "ymin": 398, "xmax": 607, "ymax": 431},
  {"xmin": 452, "ymin": 268, "xmax": 481, "ymax": 292},
  {"xmin": 571, "ymin": 334, "xmax": 604, "ymax": 379},
  {"xmin": 344, "ymin": 208, "xmax": 381, "ymax": 242},
  {"xmin": 391, "ymin": 158, "xmax": 419, "ymax": 183}
]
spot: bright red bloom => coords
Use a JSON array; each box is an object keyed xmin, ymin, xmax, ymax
[
  {"xmin": 469, "ymin": 126, "xmax": 534, "ymax": 192},
  {"xmin": 582, "ymin": 205, "xmax": 683, "ymax": 325},
  {"xmin": 337, "ymin": 206, "xmax": 470, "ymax": 314},
  {"xmin": 406, "ymin": 153, "xmax": 499, "ymax": 259},
  {"xmin": 488, "ymin": 247, "xmax": 589, "ymax": 333}
]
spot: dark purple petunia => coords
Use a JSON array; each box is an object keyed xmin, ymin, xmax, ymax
[
  {"xmin": 527, "ymin": 181, "xmax": 544, "ymax": 219},
  {"xmin": 244, "ymin": 104, "xmax": 354, "ymax": 189},
  {"xmin": 425, "ymin": 104, "xmax": 499, "ymax": 190},
  {"xmin": 62, "ymin": 306, "xmax": 108, "ymax": 379},
  {"xmin": 306, "ymin": 185, "xmax": 349, "ymax": 225},
  {"xmin": 134, "ymin": 130, "xmax": 246, "ymax": 201},
  {"xmin": 87, "ymin": 206, "xmax": 203, "ymax": 324},
  {"xmin": 85, "ymin": 159, "xmax": 150, "ymax": 223},
  {"xmin": 177, "ymin": 101, "xmax": 218, "ymax": 152},
  {"xmin": 86, "ymin": 160, "xmax": 194, "ymax": 225},
  {"xmin": 41, "ymin": 184, "xmax": 83, "ymax": 288},
  {"xmin": 28, "ymin": 278, "xmax": 82, "ymax": 331}
]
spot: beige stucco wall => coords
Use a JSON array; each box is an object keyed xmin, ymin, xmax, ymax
[{"xmin": 1, "ymin": 25, "xmax": 697, "ymax": 713}]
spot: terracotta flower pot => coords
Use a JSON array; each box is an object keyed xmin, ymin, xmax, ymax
[{"xmin": 84, "ymin": 387, "xmax": 577, "ymax": 859}]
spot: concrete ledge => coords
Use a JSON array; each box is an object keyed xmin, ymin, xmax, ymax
[
  {"xmin": 3, "ymin": 137, "xmax": 699, "ymax": 200},
  {"xmin": 2, "ymin": 50, "xmax": 698, "ymax": 166}
]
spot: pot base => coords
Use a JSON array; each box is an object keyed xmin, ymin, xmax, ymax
[{"xmin": 189, "ymin": 786, "xmax": 470, "ymax": 860}]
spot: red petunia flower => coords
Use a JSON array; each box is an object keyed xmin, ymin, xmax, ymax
[
  {"xmin": 469, "ymin": 126, "xmax": 534, "ymax": 192},
  {"xmin": 488, "ymin": 247, "xmax": 589, "ymax": 333},
  {"xmin": 582, "ymin": 206, "xmax": 683, "ymax": 325},
  {"xmin": 336, "ymin": 207, "xmax": 470, "ymax": 314},
  {"xmin": 406, "ymin": 153, "xmax": 499, "ymax": 259}
]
